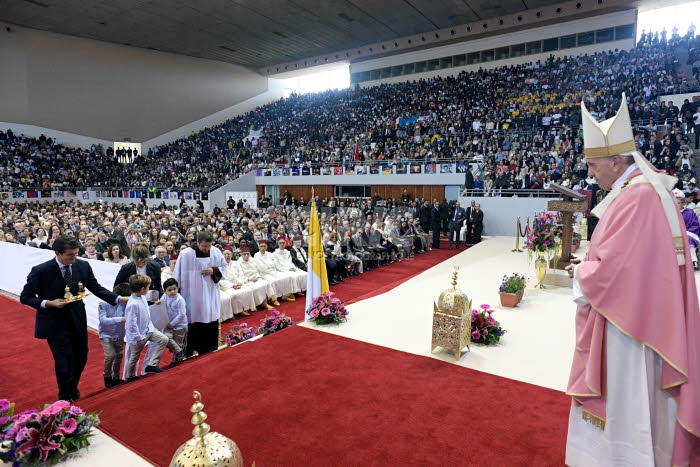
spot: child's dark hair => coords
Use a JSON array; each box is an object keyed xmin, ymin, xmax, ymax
[
  {"xmin": 128, "ymin": 274, "xmax": 152, "ymax": 293},
  {"xmin": 113, "ymin": 282, "xmax": 131, "ymax": 297},
  {"xmin": 163, "ymin": 278, "xmax": 179, "ymax": 290}
]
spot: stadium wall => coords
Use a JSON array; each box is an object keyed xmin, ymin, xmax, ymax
[{"xmin": 0, "ymin": 23, "xmax": 267, "ymax": 143}]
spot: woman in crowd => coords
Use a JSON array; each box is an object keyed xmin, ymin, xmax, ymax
[
  {"xmin": 104, "ymin": 244, "xmax": 129, "ymax": 264},
  {"xmin": 113, "ymin": 243, "xmax": 163, "ymax": 300},
  {"xmin": 30, "ymin": 227, "xmax": 49, "ymax": 248},
  {"xmin": 81, "ymin": 240, "xmax": 102, "ymax": 260}
]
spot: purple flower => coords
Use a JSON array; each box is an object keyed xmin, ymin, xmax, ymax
[
  {"xmin": 321, "ymin": 308, "xmax": 331, "ymax": 316},
  {"xmin": 486, "ymin": 316, "xmax": 496, "ymax": 325},
  {"xmin": 67, "ymin": 406, "xmax": 84, "ymax": 416},
  {"xmin": 310, "ymin": 309, "xmax": 319, "ymax": 318},
  {"xmin": 0, "ymin": 400, "xmax": 10, "ymax": 413},
  {"xmin": 471, "ymin": 330, "xmax": 481, "ymax": 340},
  {"xmin": 41, "ymin": 401, "xmax": 70, "ymax": 417}
]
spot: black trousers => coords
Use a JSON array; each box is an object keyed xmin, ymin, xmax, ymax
[
  {"xmin": 431, "ymin": 223, "xmax": 440, "ymax": 247},
  {"xmin": 448, "ymin": 224, "xmax": 462, "ymax": 248},
  {"xmin": 47, "ymin": 322, "xmax": 88, "ymax": 400},
  {"xmin": 473, "ymin": 225, "xmax": 483, "ymax": 244},
  {"xmin": 186, "ymin": 321, "xmax": 219, "ymax": 356}
]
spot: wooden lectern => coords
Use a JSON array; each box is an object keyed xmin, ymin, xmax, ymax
[{"xmin": 547, "ymin": 184, "xmax": 588, "ymax": 269}]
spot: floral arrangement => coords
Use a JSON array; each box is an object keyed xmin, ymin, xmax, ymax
[
  {"xmin": 306, "ymin": 292, "xmax": 348, "ymax": 325},
  {"xmin": 471, "ymin": 304, "xmax": 506, "ymax": 345},
  {"xmin": 0, "ymin": 399, "xmax": 100, "ymax": 465},
  {"xmin": 499, "ymin": 273, "xmax": 526, "ymax": 294},
  {"xmin": 257, "ymin": 309, "xmax": 294, "ymax": 336},
  {"xmin": 526, "ymin": 212, "xmax": 562, "ymax": 253},
  {"xmin": 572, "ymin": 232, "xmax": 582, "ymax": 246},
  {"xmin": 224, "ymin": 322, "xmax": 256, "ymax": 346}
]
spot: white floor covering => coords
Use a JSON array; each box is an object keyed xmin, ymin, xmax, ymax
[
  {"xmin": 57, "ymin": 236, "xmax": 700, "ymax": 465},
  {"xmin": 299, "ymin": 236, "xmax": 579, "ymax": 392}
]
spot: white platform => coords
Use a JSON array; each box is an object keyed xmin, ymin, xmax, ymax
[{"xmin": 300, "ymin": 236, "xmax": 580, "ymax": 391}]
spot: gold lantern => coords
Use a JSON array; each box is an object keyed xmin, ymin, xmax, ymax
[
  {"xmin": 170, "ymin": 391, "xmax": 244, "ymax": 467},
  {"xmin": 431, "ymin": 266, "xmax": 472, "ymax": 359}
]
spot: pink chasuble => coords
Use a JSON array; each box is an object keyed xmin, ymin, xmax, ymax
[{"xmin": 567, "ymin": 176, "xmax": 700, "ymax": 466}]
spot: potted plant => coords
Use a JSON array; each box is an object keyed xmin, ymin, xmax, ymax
[
  {"xmin": 257, "ymin": 309, "xmax": 294, "ymax": 336},
  {"xmin": 572, "ymin": 232, "xmax": 582, "ymax": 253},
  {"xmin": 306, "ymin": 291, "xmax": 348, "ymax": 325},
  {"xmin": 499, "ymin": 273, "xmax": 526, "ymax": 307}
]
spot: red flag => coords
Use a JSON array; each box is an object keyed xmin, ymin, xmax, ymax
[{"xmin": 354, "ymin": 140, "xmax": 360, "ymax": 161}]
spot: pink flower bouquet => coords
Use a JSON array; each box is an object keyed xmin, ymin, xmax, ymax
[
  {"xmin": 0, "ymin": 399, "xmax": 100, "ymax": 465},
  {"xmin": 526, "ymin": 211, "xmax": 562, "ymax": 253},
  {"xmin": 258, "ymin": 309, "xmax": 294, "ymax": 336},
  {"xmin": 224, "ymin": 322, "xmax": 256, "ymax": 346},
  {"xmin": 470, "ymin": 304, "xmax": 506, "ymax": 345},
  {"xmin": 306, "ymin": 292, "xmax": 348, "ymax": 325}
]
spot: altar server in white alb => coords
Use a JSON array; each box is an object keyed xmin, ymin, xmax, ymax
[
  {"xmin": 253, "ymin": 240, "xmax": 296, "ymax": 302},
  {"xmin": 219, "ymin": 247, "xmax": 254, "ymax": 318},
  {"xmin": 237, "ymin": 246, "xmax": 277, "ymax": 309},
  {"xmin": 172, "ymin": 231, "xmax": 227, "ymax": 356},
  {"xmin": 272, "ymin": 236, "xmax": 306, "ymax": 296}
]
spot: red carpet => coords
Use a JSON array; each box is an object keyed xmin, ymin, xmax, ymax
[
  {"xmin": 0, "ymin": 243, "xmax": 458, "ymax": 410},
  {"xmin": 79, "ymin": 325, "xmax": 570, "ymax": 466},
  {"xmin": 0, "ymin": 295, "xmax": 110, "ymax": 409}
]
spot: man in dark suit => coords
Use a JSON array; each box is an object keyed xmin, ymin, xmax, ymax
[
  {"xmin": 419, "ymin": 200, "xmax": 431, "ymax": 234},
  {"xmin": 464, "ymin": 200, "xmax": 476, "ymax": 245},
  {"xmin": 102, "ymin": 220, "xmax": 130, "ymax": 257},
  {"xmin": 448, "ymin": 201, "xmax": 466, "ymax": 250},
  {"xmin": 20, "ymin": 236, "xmax": 126, "ymax": 401},
  {"xmin": 430, "ymin": 200, "xmax": 441, "ymax": 249},
  {"xmin": 472, "ymin": 203, "xmax": 484, "ymax": 244}
]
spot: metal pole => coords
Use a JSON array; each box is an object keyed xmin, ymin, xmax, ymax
[{"xmin": 512, "ymin": 216, "xmax": 523, "ymax": 252}]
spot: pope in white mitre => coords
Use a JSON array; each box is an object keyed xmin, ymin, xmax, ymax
[
  {"xmin": 565, "ymin": 94, "xmax": 700, "ymax": 467},
  {"xmin": 172, "ymin": 231, "xmax": 227, "ymax": 356}
]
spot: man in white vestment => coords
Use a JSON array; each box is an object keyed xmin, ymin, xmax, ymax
[
  {"xmin": 172, "ymin": 231, "xmax": 227, "ymax": 356},
  {"xmin": 219, "ymin": 247, "xmax": 254, "ymax": 318},
  {"xmin": 253, "ymin": 240, "xmax": 295, "ymax": 302},
  {"xmin": 237, "ymin": 246, "xmax": 277, "ymax": 309},
  {"xmin": 271, "ymin": 237, "xmax": 306, "ymax": 296}
]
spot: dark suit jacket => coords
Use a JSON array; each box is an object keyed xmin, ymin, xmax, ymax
[
  {"xmin": 448, "ymin": 207, "xmax": 466, "ymax": 228},
  {"xmin": 106, "ymin": 228, "xmax": 130, "ymax": 257},
  {"xmin": 473, "ymin": 210, "xmax": 484, "ymax": 228},
  {"xmin": 20, "ymin": 258, "xmax": 118, "ymax": 340},
  {"xmin": 290, "ymin": 247, "xmax": 308, "ymax": 271},
  {"xmin": 465, "ymin": 206, "xmax": 475, "ymax": 224},
  {"xmin": 113, "ymin": 260, "xmax": 163, "ymax": 294}
]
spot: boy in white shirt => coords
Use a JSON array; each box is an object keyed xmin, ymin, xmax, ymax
[
  {"xmin": 162, "ymin": 277, "xmax": 187, "ymax": 365},
  {"xmin": 98, "ymin": 282, "xmax": 131, "ymax": 389},
  {"xmin": 124, "ymin": 274, "xmax": 169, "ymax": 381}
]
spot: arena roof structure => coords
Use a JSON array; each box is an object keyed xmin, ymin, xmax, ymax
[{"xmin": 0, "ymin": 0, "xmax": 683, "ymax": 74}]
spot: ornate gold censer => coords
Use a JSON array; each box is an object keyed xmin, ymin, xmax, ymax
[
  {"xmin": 170, "ymin": 391, "xmax": 244, "ymax": 467},
  {"xmin": 431, "ymin": 266, "xmax": 472, "ymax": 359}
]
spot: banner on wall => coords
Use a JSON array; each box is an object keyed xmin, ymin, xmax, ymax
[
  {"xmin": 425, "ymin": 164, "xmax": 437, "ymax": 174},
  {"xmin": 440, "ymin": 164, "xmax": 454, "ymax": 174},
  {"xmin": 225, "ymin": 192, "xmax": 258, "ymax": 210}
]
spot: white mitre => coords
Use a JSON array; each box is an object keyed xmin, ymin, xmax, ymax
[
  {"xmin": 580, "ymin": 94, "xmax": 636, "ymax": 159},
  {"xmin": 581, "ymin": 93, "xmax": 685, "ymax": 265}
]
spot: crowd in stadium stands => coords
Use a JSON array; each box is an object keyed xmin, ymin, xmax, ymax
[
  {"xmin": 0, "ymin": 193, "xmax": 476, "ymax": 290},
  {"xmin": 1, "ymin": 27, "xmax": 700, "ymax": 196}
]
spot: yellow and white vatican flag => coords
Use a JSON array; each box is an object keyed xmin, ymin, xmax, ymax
[{"xmin": 305, "ymin": 198, "xmax": 329, "ymax": 320}]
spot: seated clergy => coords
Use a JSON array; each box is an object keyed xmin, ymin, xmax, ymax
[
  {"xmin": 237, "ymin": 246, "xmax": 277, "ymax": 309},
  {"xmin": 271, "ymin": 237, "xmax": 306, "ymax": 296},
  {"xmin": 218, "ymin": 247, "xmax": 255, "ymax": 319},
  {"xmin": 253, "ymin": 240, "xmax": 296, "ymax": 302}
]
